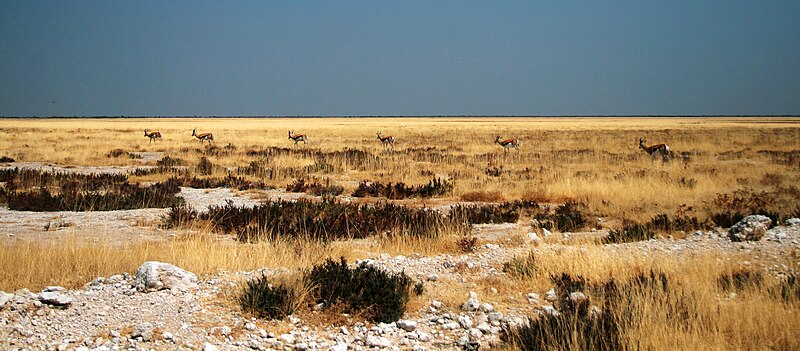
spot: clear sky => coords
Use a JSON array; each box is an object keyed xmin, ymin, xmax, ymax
[{"xmin": 1, "ymin": 1, "xmax": 799, "ymax": 117}]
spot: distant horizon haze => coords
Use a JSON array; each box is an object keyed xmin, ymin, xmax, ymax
[{"xmin": 1, "ymin": 1, "xmax": 799, "ymax": 117}]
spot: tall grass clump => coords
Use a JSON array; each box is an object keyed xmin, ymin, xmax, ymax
[
  {"xmin": 308, "ymin": 257, "xmax": 411, "ymax": 323},
  {"xmin": 502, "ymin": 270, "xmax": 689, "ymax": 351},
  {"xmin": 201, "ymin": 199, "xmax": 467, "ymax": 242},
  {"xmin": 352, "ymin": 177, "xmax": 453, "ymax": 199},
  {"xmin": 240, "ymin": 274, "xmax": 295, "ymax": 320},
  {"xmin": 4, "ymin": 172, "xmax": 183, "ymax": 211}
]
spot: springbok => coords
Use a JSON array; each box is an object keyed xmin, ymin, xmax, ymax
[
  {"xmin": 376, "ymin": 131, "xmax": 394, "ymax": 149},
  {"xmin": 144, "ymin": 129, "xmax": 162, "ymax": 143},
  {"xmin": 288, "ymin": 130, "xmax": 307, "ymax": 146},
  {"xmin": 639, "ymin": 137, "xmax": 670, "ymax": 162},
  {"xmin": 495, "ymin": 135, "xmax": 521, "ymax": 153},
  {"xmin": 192, "ymin": 128, "xmax": 214, "ymax": 145}
]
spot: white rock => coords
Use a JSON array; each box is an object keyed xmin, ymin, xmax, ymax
[
  {"xmin": 219, "ymin": 326, "xmax": 232, "ymax": 336},
  {"xmin": 545, "ymin": 289, "xmax": 557, "ymax": 302},
  {"xmin": 203, "ymin": 343, "xmax": 220, "ymax": 351},
  {"xmin": 245, "ymin": 322, "xmax": 257, "ymax": 331},
  {"xmin": 329, "ymin": 343, "xmax": 348, "ymax": 351},
  {"xmin": 462, "ymin": 297, "xmax": 480, "ymax": 311},
  {"xmin": 527, "ymin": 232, "xmax": 541, "ymax": 244},
  {"xmin": 480, "ymin": 303, "xmax": 494, "ymax": 312},
  {"xmin": 468, "ymin": 328, "xmax": 483, "ymax": 339},
  {"xmin": 728, "ymin": 215, "xmax": 772, "ymax": 242},
  {"xmin": 487, "ymin": 312, "xmax": 504, "ymax": 323},
  {"xmin": 280, "ymin": 334, "xmax": 297, "ymax": 344},
  {"xmin": 0, "ymin": 291, "xmax": 12, "ymax": 309},
  {"xmin": 458, "ymin": 315, "xmax": 473, "ymax": 329},
  {"xmin": 568, "ymin": 292, "xmax": 587, "ymax": 303},
  {"xmin": 43, "ymin": 286, "xmax": 65, "ymax": 292},
  {"xmin": 39, "ymin": 292, "xmax": 74, "ymax": 307},
  {"xmin": 540, "ymin": 305, "xmax": 560, "ymax": 316},
  {"xmin": 135, "ymin": 261, "xmax": 198, "ymax": 292},
  {"xmin": 416, "ymin": 331, "xmax": 432, "ymax": 342},
  {"xmin": 542, "ymin": 228, "xmax": 552, "ymax": 238},
  {"xmin": 431, "ymin": 300, "xmax": 443, "ymax": 309},
  {"xmin": 366, "ymin": 335, "xmax": 392, "ymax": 348},
  {"xmin": 785, "ymin": 218, "xmax": 800, "ymax": 226},
  {"xmin": 296, "ymin": 342, "xmax": 309, "ymax": 350},
  {"xmin": 527, "ymin": 292, "xmax": 539, "ymax": 304},
  {"xmin": 397, "ymin": 320, "xmax": 417, "ymax": 332},
  {"xmin": 162, "ymin": 332, "xmax": 174, "ymax": 341}
]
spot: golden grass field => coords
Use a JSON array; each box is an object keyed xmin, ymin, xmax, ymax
[{"xmin": 1, "ymin": 117, "xmax": 799, "ymax": 350}]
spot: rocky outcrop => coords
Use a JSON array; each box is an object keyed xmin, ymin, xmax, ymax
[
  {"xmin": 729, "ymin": 215, "xmax": 772, "ymax": 242},
  {"xmin": 134, "ymin": 261, "xmax": 198, "ymax": 292}
]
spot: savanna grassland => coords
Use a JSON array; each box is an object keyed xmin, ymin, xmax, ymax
[
  {"xmin": 2, "ymin": 117, "xmax": 799, "ymax": 220},
  {"xmin": 1, "ymin": 117, "xmax": 800, "ymax": 350}
]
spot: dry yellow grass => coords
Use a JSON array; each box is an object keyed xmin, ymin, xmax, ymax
[
  {"xmin": 1, "ymin": 117, "xmax": 799, "ymax": 350},
  {"xmin": 2, "ymin": 117, "xmax": 798, "ymax": 221}
]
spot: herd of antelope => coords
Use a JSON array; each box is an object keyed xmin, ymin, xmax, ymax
[{"xmin": 142, "ymin": 128, "xmax": 671, "ymax": 161}]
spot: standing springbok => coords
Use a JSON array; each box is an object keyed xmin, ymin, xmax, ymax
[
  {"xmin": 495, "ymin": 135, "xmax": 521, "ymax": 153},
  {"xmin": 192, "ymin": 128, "xmax": 214, "ymax": 145},
  {"xmin": 144, "ymin": 129, "xmax": 162, "ymax": 143},
  {"xmin": 376, "ymin": 131, "xmax": 394, "ymax": 149},
  {"xmin": 639, "ymin": 137, "xmax": 670, "ymax": 162},
  {"xmin": 288, "ymin": 130, "xmax": 307, "ymax": 146}
]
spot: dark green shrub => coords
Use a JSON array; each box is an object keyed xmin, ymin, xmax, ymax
[
  {"xmin": 351, "ymin": 177, "xmax": 453, "ymax": 199},
  {"xmin": 450, "ymin": 200, "xmax": 540, "ymax": 224},
  {"xmin": 239, "ymin": 275, "xmax": 295, "ymax": 320},
  {"xmin": 202, "ymin": 199, "xmax": 464, "ymax": 242},
  {"xmin": 6, "ymin": 176, "xmax": 183, "ymax": 211},
  {"xmin": 0, "ymin": 156, "xmax": 15, "ymax": 162},
  {"xmin": 162, "ymin": 204, "xmax": 198, "ymax": 229},
  {"xmin": 197, "ymin": 156, "xmax": 214, "ymax": 175},
  {"xmin": 309, "ymin": 257, "xmax": 412, "ymax": 323},
  {"xmin": 534, "ymin": 200, "xmax": 586, "ymax": 232},
  {"xmin": 603, "ymin": 220, "xmax": 655, "ymax": 244}
]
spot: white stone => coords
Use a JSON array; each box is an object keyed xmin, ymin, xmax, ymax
[
  {"xmin": 458, "ymin": 315, "xmax": 473, "ymax": 329},
  {"xmin": 245, "ymin": 322, "xmax": 257, "ymax": 331},
  {"xmin": 329, "ymin": 343, "xmax": 348, "ymax": 351},
  {"xmin": 39, "ymin": 292, "xmax": 74, "ymax": 307},
  {"xmin": 480, "ymin": 303, "xmax": 494, "ymax": 312},
  {"xmin": 0, "ymin": 291, "xmax": 12, "ymax": 309},
  {"xmin": 568, "ymin": 292, "xmax": 587, "ymax": 303},
  {"xmin": 296, "ymin": 342, "xmax": 309, "ymax": 350},
  {"xmin": 462, "ymin": 298, "xmax": 480, "ymax": 311},
  {"xmin": 366, "ymin": 335, "xmax": 392, "ymax": 348},
  {"xmin": 542, "ymin": 228, "xmax": 552, "ymax": 238},
  {"xmin": 468, "ymin": 328, "xmax": 483, "ymax": 339},
  {"xmin": 203, "ymin": 343, "xmax": 220, "ymax": 351},
  {"xmin": 280, "ymin": 334, "xmax": 297, "ymax": 344},
  {"xmin": 785, "ymin": 218, "xmax": 800, "ymax": 226},
  {"xmin": 728, "ymin": 215, "xmax": 772, "ymax": 242},
  {"xmin": 545, "ymin": 289, "xmax": 557, "ymax": 302},
  {"xmin": 397, "ymin": 320, "xmax": 417, "ymax": 332},
  {"xmin": 431, "ymin": 300, "xmax": 443, "ymax": 309},
  {"xmin": 134, "ymin": 261, "xmax": 198, "ymax": 292}
]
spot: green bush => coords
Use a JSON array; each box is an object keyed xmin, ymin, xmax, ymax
[
  {"xmin": 239, "ymin": 275, "xmax": 295, "ymax": 320},
  {"xmin": 309, "ymin": 257, "xmax": 412, "ymax": 323}
]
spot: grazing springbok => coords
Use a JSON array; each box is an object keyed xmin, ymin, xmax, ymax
[
  {"xmin": 192, "ymin": 128, "xmax": 214, "ymax": 145},
  {"xmin": 639, "ymin": 137, "xmax": 670, "ymax": 162},
  {"xmin": 376, "ymin": 131, "xmax": 395, "ymax": 149},
  {"xmin": 288, "ymin": 130, "xmax": 308, "ymax": 146},
  {"xmin": 495, "ymin": 135, "xmax": 521, "ymax": 153},
  {"xmin": 144, "ymin": 129, "xmax": 162, "ymax": 143}
]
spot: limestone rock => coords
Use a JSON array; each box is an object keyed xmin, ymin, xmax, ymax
[
  {"xmin": 39, "ymin": 292, "xmax": 74, "ymax": 307},
  {"xmin": 397, "ymin": 320, "xmax": 417, "ymax": 332},
  {"xmin": 135, "ymin": 261, "xmax": 198, "ymax": 292},
  {"xmin": 729, "ymin": 215, "xmax": 772, "ymax": 242}
]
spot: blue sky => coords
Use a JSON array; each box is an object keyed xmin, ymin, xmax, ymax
[{"xmin": 1, "ymin": 1, "xmax": 798, "ymax": 116}]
